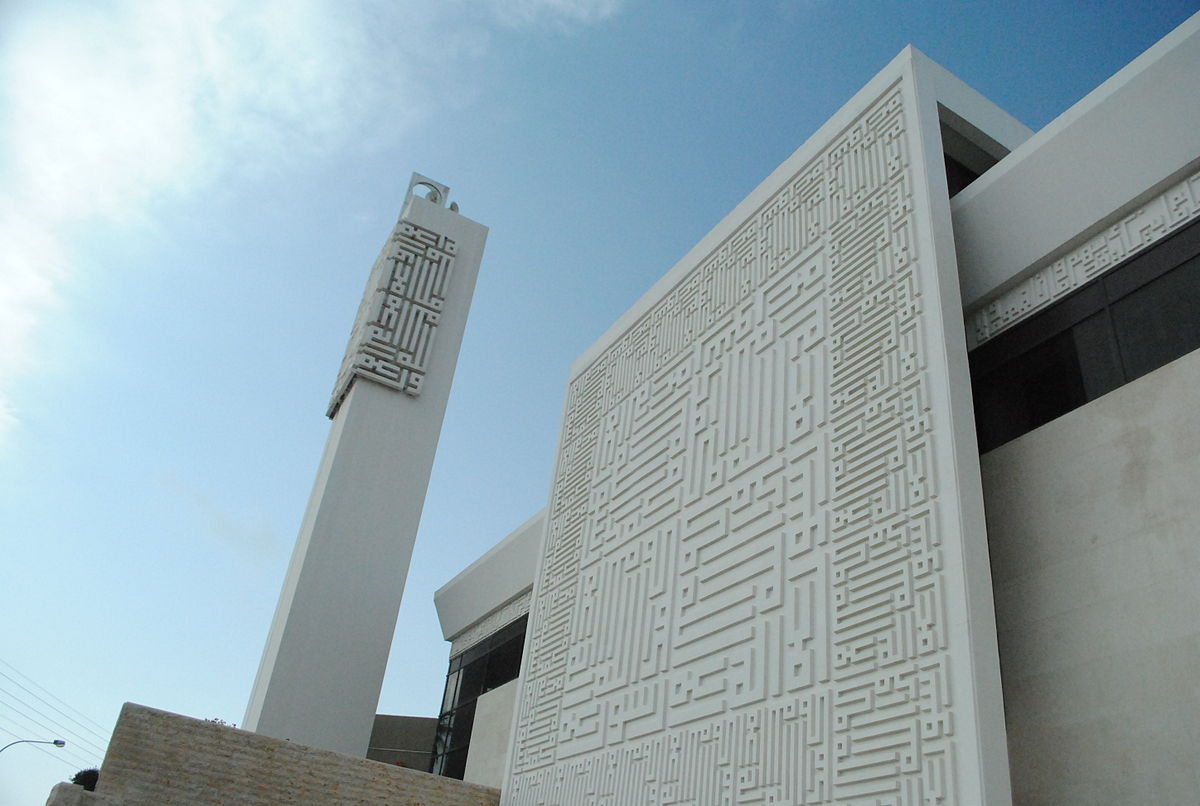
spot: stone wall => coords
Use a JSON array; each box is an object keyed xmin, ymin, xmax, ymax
[{"xmin": 47, "ymin": 703, "xmax": 499, "ymax": 806}]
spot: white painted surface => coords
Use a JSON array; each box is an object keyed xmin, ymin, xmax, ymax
[
  {"xmin": 244, "ymin": 185, "xmax": 487, "ymax": 756},
  {"xmin": 505, "ymin": 50, "xmax": 1012, "ymax": 806},
  {"xmin": 981, "ymin": 347, "xmax": 1200, "ymax": 805},
  {"xmin": 435, "ymin": 511, "xmax": 545, "ymax": 642},
  {"xmin": 953, "ymin": 12, "xmax": 1200, "ymax": 309},
  {"xmin": 464, "ymin": 680, "xmax": 521, "ymax": 790}
]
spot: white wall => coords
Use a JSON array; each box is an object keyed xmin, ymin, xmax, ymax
[
  {"xmin": 505, "ymin": 50, "xmax": 1013, "ymax": 806},
  {"xmin": 464, "ymin": 680, "xmax": 521, "ymax": 790},
  {"xmin": 981, "ymin": 347, "xmax": 1200, "ymax": 805}
]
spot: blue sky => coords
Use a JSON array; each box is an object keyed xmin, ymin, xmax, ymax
[{"xmin": 1, "ymin": 0, "xmax": 1195, "ymax": 800}]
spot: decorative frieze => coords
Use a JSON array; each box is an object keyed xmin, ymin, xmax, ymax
[
  {"xmin": 967, "ymin": 168, "xmax": 1200, "ymax": 347},
  {"xmin": 450, "ymin": 590, "xmax": 534, "ymax": 657},
  {"xmin": 328, "ymin": 220, "xmax": 458, "ymax": 417}
]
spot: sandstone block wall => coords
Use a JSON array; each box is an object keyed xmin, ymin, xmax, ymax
[{"xmin": 52, "ymin": 703, "xmax": 499, "ymax": 806}]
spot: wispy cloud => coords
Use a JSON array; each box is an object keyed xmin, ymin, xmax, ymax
[
  {"xmin": 0, "ymin": 0, "xmax": 621, "ymax": 441},
  {"xmin": 496, "ymin": 0, "xmax": 625, "ymax": 28},
  {"xmin": 158, "ymin": 468, "xmax": 282, "ymax": 559}
]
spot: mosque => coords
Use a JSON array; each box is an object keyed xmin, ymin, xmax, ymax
[
  {"xmin": 49, "ymin": 12, "xmax": 1200, "ymax": 806},
  {"xmin": 427, "ymin": 14, "xmax": 1200, "ymax": 806}
]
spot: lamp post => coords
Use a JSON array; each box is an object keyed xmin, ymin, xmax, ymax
[{"xmin": 0, "ymin": 739, "xmax": 66, "ymax": 754}]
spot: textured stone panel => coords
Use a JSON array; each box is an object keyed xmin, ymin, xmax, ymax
[
  {"xmin": 86, "ymin": 703, "xmax": 499, "ymax": 806},
  {"xmin": 509, "ymin": 83, "xmax": 971, "ymax": 805},
  {"xmin": 329, "ymin": 220, "xmax": 458, "ymax": 415},
  {"xmin": 967, "ymin": 167, "xmax": 1200, "ymax": 347}
]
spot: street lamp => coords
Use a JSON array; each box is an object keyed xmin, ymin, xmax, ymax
[{"xmin": 0, "ymin": 739, "xmax": 66, "ymax": 754}]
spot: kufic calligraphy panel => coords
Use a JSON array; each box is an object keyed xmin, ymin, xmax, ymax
[
  {"xmin": 508, "ymin": 79, "xmax": 989, "ymax": 805},
  {"xmin": 328, "ymin": 220, "xmax": 458, "ymax": 416}
]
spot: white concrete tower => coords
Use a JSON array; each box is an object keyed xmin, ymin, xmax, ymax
[{"xmin": 244, "ymin": 174, "xmax": 488, "ymax": 756}]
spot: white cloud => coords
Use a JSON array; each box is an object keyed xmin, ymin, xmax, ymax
[
  {"xmin": 495, "ymin": 0, "xmax": 624, "ymax": 27},
  {"xmin": 0, "ymin": 0, "xmax": 621, "ymax": 442},
  {"xmin": 0, "ymin": 0, "xmax": 364, "ymax": 438}
]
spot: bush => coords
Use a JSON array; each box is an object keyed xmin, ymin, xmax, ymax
[{"xmin": 71, "ymin": 768, "xmax": 99, "ymax": 792}]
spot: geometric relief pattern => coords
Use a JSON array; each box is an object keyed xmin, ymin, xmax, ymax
[
  {"xmin": 967, "ymin": 166, "xmax": 1200, "ymax": 347},
  {"xmin": 508, "ymin": 84, "xmax": 962, "ymax": 805},
  {"xmin": 450, "ymin": 590, "xmax": 534, "ymax": 656},
  {"xmin": 327, "ymin": 221, "xmax": 457, "ymax": 417}
]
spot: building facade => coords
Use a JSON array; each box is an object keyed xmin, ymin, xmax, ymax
[{"xmin": 434, "ymin": 14, "xmax": 1200, "ymax": 806}]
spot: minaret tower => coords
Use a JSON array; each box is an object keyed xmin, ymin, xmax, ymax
[{"xmin": 244, "ymin": 174, "xmax": 488, "ymax": 756}]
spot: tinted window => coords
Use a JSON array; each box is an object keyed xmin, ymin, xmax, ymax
[
  {"xmin": 1111, "ymin": 254, "xmax": 1200, "ymax": 382},
  {"xmin": 430, "ymin": 615, "xmax": 528, "ymax": 778},
  {"xmin": 971, "ymin": 219, "xmax": 1200, "ymax": 452}
]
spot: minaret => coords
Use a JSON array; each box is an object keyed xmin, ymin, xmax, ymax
[{"xmin": 244, "ymin": 174, "xmax": 488, "ymax": 756}]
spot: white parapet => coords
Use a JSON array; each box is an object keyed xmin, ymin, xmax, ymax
[
  {"xmin": 244, "ymin": 174, "xmax": 488, "ymax": 757},
  {"xmin": 434, "ymin": 510, "xmax": 546, "ymax": 646},
  {"xmin": 954, "ymin": 11, "xmax": 1200, "ymax": 318}
]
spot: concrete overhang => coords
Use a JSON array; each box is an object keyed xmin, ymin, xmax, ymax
[
  {"xmin": 433, "ymin": 510, "xmax": 545, "ymax": 642},
  {"xmin": 952, "ymin": 11, "xmax": 1200, "ymax": 310}
]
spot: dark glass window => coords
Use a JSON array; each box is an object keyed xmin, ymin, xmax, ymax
[
  {"xmin": 457, "ymin": 656, "xmax": 487, "ymax": 704},
  {"xmin": 484, "ymin": 634, "xmax": 524, "ymax": 689},
  {"xmin": 429, "ymin": 615, "xmax": 527, "ymax": 779},
  {"xmin": 971, "ymin": 218, "xmax": 1200, "ymax": 452},
  {"xmin": 440, "ymin": 669, "xmax": 460, "ymax": 715},
  {"xmin": 972, "ymin": 327, "xmax": 1087, "ymax": 449},
  {"xmin": 1110, "ymin": 253, "xmax": 1200, "ymax": 382}
]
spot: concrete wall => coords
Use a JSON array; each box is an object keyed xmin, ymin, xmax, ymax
[
  {"xmin": 367, "ymin": 714, "xmax": 437, "ymax": 770},
  {"xmin": 46, "ymin": 782, "xmax": 90, "ymax": 806},
  {"xmin": 982, "ymin": 348, "xmax": 1200, "ymax": 805},
  {"xmin": 50, "ymin": 703, "xmax": 499, "ymax": 806},
  {"xmin": 464, "ymin": 680, "xmax": 520, "ymax": 789}
]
